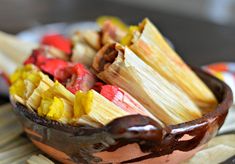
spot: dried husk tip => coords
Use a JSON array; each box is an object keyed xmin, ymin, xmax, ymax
[
  {"xmin": 92, "ymin": 43, "xmax": 202, "ymax": 125},
  {"xmin": 75, "ymin": 90, "xmax": 129, "ymax": 125},
  {"xmin": 122, "ymin": 18, "xmax": 217, "ymax": 111}
]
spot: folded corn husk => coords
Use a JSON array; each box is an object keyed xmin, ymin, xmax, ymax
[
  {"xmin": 26, "ymin": 81, "xmax": 51, "ymax": 110},
  {"xmin": 10, "ymin": 65, "xmax": 39, "ymax": 105},
  {"xmin": 72, "ymin": 43, "xmax": 96, "ymax": 66},
  {"xmin": 123, "ymin": 19, "xmax": 217, "ymax": 111},
  {"xmin": 76, "ymin": 115, "xmax": 102, "ymax": 128},
  {"xmin": 75, "ymin": 90, "xmax": 129, "ymax": 125},
  {"xmin": 184, "ymin": 134, "xmax": 235, "ymax": 164},
  {"xmin": 72, "ymin": 30, "xmax": 101, "ymax": 50},
  {"xmin": 92, "ymin": 43, "xmax": 202, "ymax": 125},
  {"xmin": 48, "ymin": 81, "xmax": 75, "ymax": 103},
  {"xmin": 38, "ymin": 97, "xmax": 73, "ymax": 123},
  {"xmin": 100, "ymin": 85, "xmax": 158, "ymax": 121},
  {"xmin": 97, "ymin": 16, "xmax": 128, "ymax": 44},
  {"xmin": 0, "ymin": 51, "xmax": 17, "ymax": 75},
  {"xmin": 71, "ymin": 31, "xmax": 100, "ymax": 66},
  {"xmin": 34, "ymin": 81, "xmax": 75, "ymax": 123},
  {"xmin": 27, "ymin": 154, "xmax": 54, "ymax": 164},
  {"xmin": 9, "ymin": 66, "xmax": 54, "ymax": 110},
  {"xmin": 0, "ymin": 31, "xmax": 38, "ymax": 65}
]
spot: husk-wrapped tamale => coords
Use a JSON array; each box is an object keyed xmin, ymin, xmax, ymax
[
  {"xmin": 97, "ymin": 16, "xmax": 128, "ymax": 44},
  {"xmin": 100, "ymin": 85, "xmax": 156, "ymax": 118},
  {"xmin": 0, "ymin": 31, "xmax": 38, "ymax": 64},
  {"xmin": 92, "ymin": 43, "xmax": 202, "ymax": 125},
  {"xmin": 121, "ymin": 18, "xmax": 217, "ymax": 111},
  {"xmin": 74, "ymin": 89, "xmax": 129, "ymax": 125},
  {"xmin": 71, "ymin": 31, "xmax": 101, "ymax": 66},
  {"xmin": 37, "ymin": 82, "xmax": 74, "ymax": 124}
]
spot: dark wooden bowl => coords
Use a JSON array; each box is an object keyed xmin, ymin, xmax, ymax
[{"xmin": 10, "ymin": 67, "xmax": 233, "ymax": 164}]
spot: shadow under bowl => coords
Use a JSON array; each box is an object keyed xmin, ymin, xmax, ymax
[{"xmin": 10, "ymin": 67, "xmax": 233, "ymax": 164}]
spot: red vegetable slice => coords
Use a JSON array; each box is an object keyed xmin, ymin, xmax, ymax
[
  {"xmin": 41, "ymin": 34, "xmax": 72, "ymax": 54},
  {"xmin": 24, "ymin": 47, "xmax": 96, "ymax": 94},
  {"xmin": 55, "ymin": 63, "xmax": 96, "ymax": 94},
  {"xmin": 92, "ymin": 82, "xmax": 105, "ymax": 93},
  {"xmin": 24, "ymin": 49, "xmax": 69, "ymax": 77}
]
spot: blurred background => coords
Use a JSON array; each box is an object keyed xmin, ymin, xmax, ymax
[
  {"xmin": 114, "ymin": 0, "xmax": 235, "ymax": 25},
  {"xmin": 0, "ymin": 0, "xmax": 235, "ymax": 65}
]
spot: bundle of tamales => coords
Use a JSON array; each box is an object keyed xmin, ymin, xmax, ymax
[
  {"xmin": 4, "ymin": 16, "xmax": 217, "ymax": 127},
  {"xmin": 121, "ymin": 18, "xmax": 217, "ymax": 111}
]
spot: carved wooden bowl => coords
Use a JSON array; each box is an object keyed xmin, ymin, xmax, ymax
[{"xmin": 11, "ymin": 67, "xmax": 233, "ymax": 164}]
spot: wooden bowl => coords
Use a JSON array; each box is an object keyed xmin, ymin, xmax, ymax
[{"xmin": 10, "ymin": 67, "xmax": 233, "ymax": 164}]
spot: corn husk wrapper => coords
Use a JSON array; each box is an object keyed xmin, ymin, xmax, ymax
[
  {"xmin": 92, "ymin": 43, "xmax": 202, "ymax": 125},
  {"xmin": 72, "ymin": 30, "xmax": 101, "ymax": 50},
  {"xmin": 38, "ymin": 97, "xmax": 73, "ymax": 123},
  {"xmin": 76, "ymin": 115, "xmax": 102, "ymax": 128},
  {"xmin": 184, "ymin": 134, "xmax": 235, "ymax": 164},
  {"xmin": 36, "ymin": 81, "xmax": 75, "ymax": 123},
  {"xmin": 10, "ymin": 65, "xmax": 40, "ymax": 103},
  {"xmin": 75, "ymin": 90, "xmax": 129, "ymax": 125},
  {"xmin": 9, "ymin": 65, "xmax": 54, "ymax": 110},
  {"xmin": 100, "ymin": 85, "xmax": 159, "ymax": 122},
  {"xmin": 26, "ymin": 81, "xmax": 51, "ymax": 110},
  {"xmin": 45, "ymin": 46, "xmax": 69, "ymax": 61},
  {"xmin": 71, "ymin": 31, "xmax": 100, "ymax": 66},
  {"xmin": 0, "ymin": 51, "xmax": 17, "ymax": 75},
  {"xmin": 97, "ymin": 16, "xmax": 128, "ymax": 44},
  {"xmin": 25, "ymin": 72, "xmax": 53, "ymax": 109},
  {"xmin": 124, "ymin": 19, "xmax": 217, "ymax": 111},
  {"xmin": 10, "ymin": 64, "xmax": 38, "ymax": 84},
  {"xmin": 11, "ymin": 94, "xmax": 25, "ymax": 106},
  {"xmin": 96, "ymin": 16, "xmax": 128, "ymax": 46},
  {"xmin": 0, "ymin": 31, "xmax": 38, "ymax": 64},
  {"xmin": 47, "ymin": 81, "xmax": 75, "ymax": 103},
  {"xmin": 71, "ymin": 43, "xmax": 96, "ymax": 66},
  {"xmin": 27, "ymin": 154, "xmax": 54, "ymax": 164},
  {"xmin": 97, "ymin": 16, "xmax": 128, "ymax": 33},
  {"xmin": 9, "ymin": 65, "xmax": 96, "ymax": 126}
]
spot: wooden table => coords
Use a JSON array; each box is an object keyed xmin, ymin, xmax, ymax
[{"xmin": 0, "ymin": 0, "xmax": 235, "ymax": 96}]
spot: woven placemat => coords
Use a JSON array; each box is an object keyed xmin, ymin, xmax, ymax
[{"xmin": 0, "ymin": 103, "xmax": 54, "ymax": 164}]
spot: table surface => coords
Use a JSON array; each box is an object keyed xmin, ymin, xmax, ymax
[{"xmin": 1, "ymin": 0, "xmax": 235, "ymax": 104}]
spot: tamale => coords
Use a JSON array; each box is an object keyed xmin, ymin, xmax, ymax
[
  {"xmin": 9, "ymin": 65, "xmax": 40, "ymax": 101},
  {"xmin": 36, "ymin": 80, "xmax": 74, "ymax": 123},
  {"xmin": 75, "ymin": 90, "xmax": 129, "ymax": 125},
  {"xmin": 0, "ymin": 31, "xmax": 38, "ymax": 64},
  {"xmin": 72, "ymin": 30, "xmax": 101, "ymax": 50},
  {"xmin": 9, "ymin": 65, "xmax": 54, "ymax": 110},
  {"xmin": 92, "ymin": 43, "xmax": 202, "ymax": 125},
  {"xmin": 40, "ymin": 45, "xmax": 69, "ymax": 61},
  {"xmin": 76, "ymin": 115, "xmax": 102, "ymax": 128},
  {"xmin": 72, "ymin": 43, "xmax": 96, "ymax": 66},
  {"xmin": 0, "ymin": 51, "xmax": 17, "ymax": 75},
  {"xmin": 38, "ymin": 97, "xmax": 73, "ymax": 123},
  {"xmin": 26, "ymin": 81, "xmax": 51, "ymax": 110},
  {"xmin": 71, "ymin": 30, "xmax": 101, "ymax": 66},
  {"xmin": 97, "ymin": 16, "xmax": 128, "ymax": 45},
  {"xmin": 42, "ymin": 81, "xmax": 75, "ymax": 103},
  {"xmin": 27, "ymin": 154, "xmax": 54, "ymax": 164},
  {"xmin": 100, "ymin": 85, "xmax": 157, "ymax": 120},
  {"xmin": 122, "ymin": 18, "xmax": 217, "ymax": 110}
]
